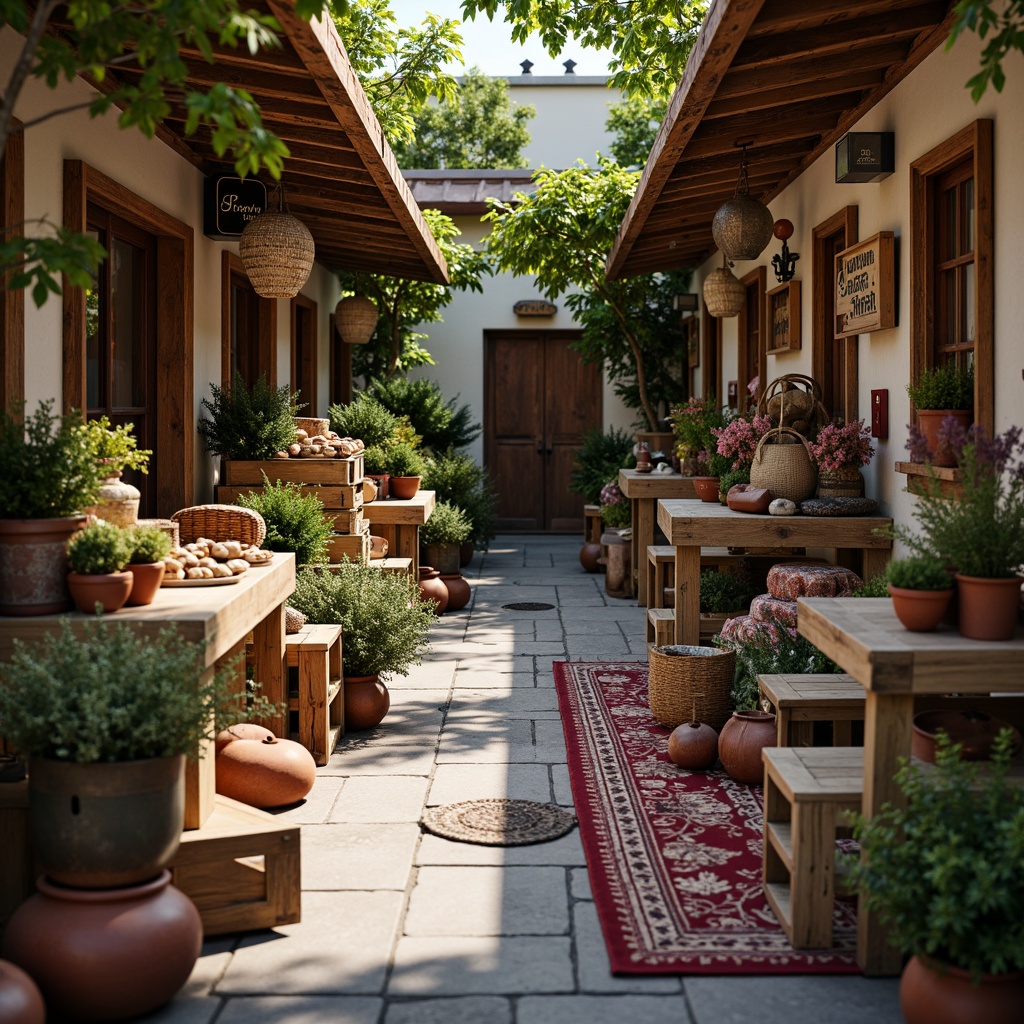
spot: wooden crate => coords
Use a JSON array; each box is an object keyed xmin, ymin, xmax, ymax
[
  {"xmin": 325, "ymin": 508, "xmax": 364, "ymax": 535},
  {"xmin": 222, "ymin": 456, "xmax": 363, "ymax": 486},
  {"xmin": 369, "ymin": 556, "xmax": 414, "ymax": 576},
  {"xmin": 285, "ymin": 624, "xmax": 344, "ymax": 765},
  {"xmin": 216, "ymin": 483, "xmax": 363, "ymax": 509},
  {"xmin": 326, "ymin": 526, "xmax": 370, "ymax": 564}
]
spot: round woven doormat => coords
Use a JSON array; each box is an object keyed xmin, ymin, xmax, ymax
[
  {"xmin": 502, "ymin": 602, "xmax": 556, "ymax": 611},
  {"xmin": 421, "ymin": 799, "xmax": 577, "ymax": 846}
]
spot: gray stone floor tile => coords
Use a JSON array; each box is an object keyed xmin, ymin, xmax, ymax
[
  {"xmin": 428, "ymin": 763, "xmax": 552, "ymax": 804},
  {"xmin": 137, "ymin": 997, "xmax": 222, "ymax": 1024},
  {"xmin": 449, "ymin": 688, "xmax": 560, "ymax": 712},
  {"xmin": 518, "ymin": 995, "xmax": 691, "ymax": 1024},
  {"xmin": 416, "ymin": 830, "xmax": 586, "ymax": 866},
  {"xmin": 384, "ymin": 996, "xmax": 513, "ymax": 1024},
  {"xmin": 328, "ymin": 775, "xmax": 429, "ymax": 823},
  {"xmin": 551, "ymin": 765, "xmax": 574, "ymax": 806},
  {"xmin": 177, "ymin": 945, "xmax": 233, "ymax": 998},
  {"xmin": 301, "ymin": 822, "xmax": 419, "ymax": 890},
  {"xmin": 390, "ymin": 661, "xmax": 457, "ymax": 689},
  {"xmin": 513, "ymin": 641, "xmax": 568, "ymax": 656},
  {"xmin": 216, "ymin": 996, "xmax": 383, "ymax": 1024},
  {"xmin": 389, "ymin": 936, "xmax": 574, "ymax": 995},
  {"xmin": 570, "ymin": 867, "xmax": 592, "ymax": 900},
  {"xmin": 273, "ymin": 775, "xmax": 343, "ymax": 824},
  {"xmin": 453, "ymin": 670, "xmax": 537, "ymax": 688},
  {"xmin": 322, "ymin": 744, "xmax": 437, "ymax": 776}
]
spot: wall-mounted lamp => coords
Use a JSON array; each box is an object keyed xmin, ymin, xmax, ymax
[
  {"xmin": 673, "ymin": 293, "xmax": 700, "ymax": 313},
  {"xmin": 771, "ymin": 219, "xmax": 800, "ymax": 283},
  {"xmin": 835, "ymin": 132, "xmax": 894, "ymax": 183},
  {"xmin": 712, "ymin": 142, "xmax": 774, "ymax": 261}
]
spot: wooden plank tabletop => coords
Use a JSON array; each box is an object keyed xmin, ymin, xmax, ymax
[
  {"xmin": 618, "ymin": 469, "xmax": 699, "ymax": 500},
  {"xmin": 361, "ymin": 490, "xmax": 436, "ymax": 526}
]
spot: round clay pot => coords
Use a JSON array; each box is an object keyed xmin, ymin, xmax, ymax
[
  {"xmin": 66, "ymin": 570, "xmax": 133, "ymax": 614},
  {"xmin": 900, "ymin": 955, "xmax": 1024, "ymax": 1024},
  {"xmin": 389, "ymin": 475, "xmax": 421, "ymax": 500},
  {"xmin": 459, "ymin": 542, "xmax": 474, "ymax": 568},
  {"xmin": 344, "ymin": 675, "xmax": 391, "ymax": 731},
  {"xmin": 0, "ymin": 959, "xmax": 45, "ymax": 1024},
  {"xmin": 911, "ymin": 709, "xmax": 1022, "ymax": 763},
  {"xmin": 718, "ymin": 710, "xmax": 777, "ymax": 786},
  {"xmin": 28, "ymin": 755, "xmax": 185, "ymax": 889},
  {"xmin": 418, "ymin": 566, "xmax": 449, "ymax": 614},
  {"xmin": 84, "ymin": 472, "xmax": 140, "ymax": 528},
  {"xmin": 126, "ymin": 561, "xmax": 165, "ymax": 606},
  {"xmin": 369, "ymin": 535, "xmax": 389, "ymax": 559},
  {"xmin": 0, "ymin": 515, "xmax": 88, "ymax": 616},
  {"xmin": 915, "ymin": 409, "xmax": 973, "ymax": 468},
  {"xmin": 215, "ymin": 729, "xmax": 316, "ymax": 808},
  {"xmin": 668, "ymin": 720, "xmax": 719, "ymax": 770},
  {"xmin": 889, "ymin": 584, "xmax": 954, "ymax": 633},
  {"xmin": 955, "ymin": 574, "xmax": 1022, "ymax": 641},
  {"xmin": 215, "ymin": 722, "xmax": 274, "ymax": 753},
  {"xmin": 1, "ymin": 871, "xmax": 202, "ymax": 1022},
  {"xmin": 440, "ymin": 573, "xmax": 471, "ymax": 611},
  {"xmin": 692, "ymin": 476, "xmax": 720, "ymax": 502},
  {"xmin": 365, "ymin": 473, "xmax": 389, "ymax": 499},
  {"xmin": 579, "ymin": 541, "xmax": 602, "ymax": 573}
]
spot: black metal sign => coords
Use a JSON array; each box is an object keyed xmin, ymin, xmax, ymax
[{"xmin": 203, "ymin": 176, "xmax": 267, "ymax": 239}]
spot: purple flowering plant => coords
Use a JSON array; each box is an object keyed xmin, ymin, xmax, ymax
[
  {"xmin": 808, "ymin": 419, "xmax": 875, "ymax": 472},
  {"xmin": 599, "ymin": 480, "xmax": 631, "ymax": 528}
]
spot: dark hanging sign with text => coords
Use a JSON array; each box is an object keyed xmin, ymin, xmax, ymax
[{"xmin": 204, "ymin": 177, "xmax": 267, "ymax": 239}]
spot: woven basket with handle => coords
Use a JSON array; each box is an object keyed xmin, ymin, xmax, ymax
[
  {"xmin": 756, "ymin": 373, "xmax": 830, "ymax": 436},
  {"xmin": 750, "ymin": 426, "xmax": 818, "ymax": 503},
  {"xmin": 171, "ymin": 505, "xmax": 266, "ymax": 547},
  {"xmin": 646, "ymin": 644, "xmax": 736, "ymax": 731}
]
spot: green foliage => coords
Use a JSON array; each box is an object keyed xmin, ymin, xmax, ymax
[
  {"xmin": 0, "ymin": 219, "xmax": 106, "ymax": 308},
  {"xmin": 718, "ymin": 467, "xmax": 750, "ymax": 502},
  {"xmin": 387, "ymin": 441, "xmax": 426, "ymax": 478},
  {"xmin": 849, "ymin": 730, "xmax": 1024, "ymax": 981},
  {"xmin": 705, "ymin": 452, "xmax": 733, "ymax": 479},
  {"xmin": 128, "ymin": 524, "xmax": 172, "ymax": 564},
  {"xmin": 699, "ymin": 570, "xmax": 751, "ymax": 614},
  {"xmin": 887, "ymin": 555, "xmax": 953, "ymax": 592},
  {"xmin": 197, "ymin": 373, "xmax": 302, "ymax": 461},
  {"xmin": 600, "ymin": 491, "xmax": 632, "ymax": 529},
  {"xmin": 422, "ymin": 450, "xmax": 497, "ymax": 547},
  {"xmin": 0, "ymin": 400, "xmax": 105, "ymax": 518},
  {"xmin": 289, "ymin": 562, "xmax": 434, "ymax": 679},
  {"xmin": 236, "ymin": 476, "xmax": 332, "ymax": 566},
  {"xmin": 907, "ymin": 362, "xmax": 975, "ymax": 411},
  {"xmin": 393, "ymin": 67, "xmax": 534, "ymax": 169},
  {"xmin": 852, "ymin": 572, "xmax": 892, "ymax": 597},
  {"xmin": 605, "ymin": 95, "xmax": 668, "ymax": 167},
  {"xmin": 420, "ymin": 500, "xmax": 472, "ymax": 545},
  {"xmin": 669, "ymin": 395, "xmax": 733, "ymax": 457},
  {"xmin": 569, "ymin": 427, "xmax": 636, "ymax": 506},
  {"xmin": 362, "ymin": 444, "xmax": 390, "ymax": 475},
  {"xmin": 329, "ymin": 395, "xmax": 398, "ymax": 449},
  {"xmin": 366, "ymin": 376, "xmax": 480, "ymax": 453},
  {"xmin": 0, "ymin": 617, "xmax": 257, "ymax": 762},
  {"xmin": 947, "ymin": 0, "xmax": 1024, "ymax": 100},
  {"xmin": 66, "ymin": 520, "xmax": 133, "ymax": 574},
  {"xmin": 80, "ymin": 416, "xmax": 151, "ymax": 474}
]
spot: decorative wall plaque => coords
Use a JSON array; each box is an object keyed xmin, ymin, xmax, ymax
[
  {"xmin": 766, "ymin": 280, "xmax": 801, "ymax": 353},
  {"xmin": 203, "ymin": 176, "xmax": 267, "ymax": 239},
  {"xmin": 513, "ymin": 299, "xmax": 557, "ymax": 317},
  {"xmin": 834, "ymin": 232, "xmax": 895, "ymax": 337}
]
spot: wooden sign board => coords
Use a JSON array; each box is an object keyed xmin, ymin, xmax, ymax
[
  {"xmin": 766, "ymin": 280, "xmax": 801, "ymax": 353},
  {"xmin": 834, "ymin": 232, "xmax": 895, "ymax": 337},
  {"xmin": 513, "ymin": 299, "xmax": 557, "ymax": 317},
  {"xmin": 203, "ymin": 176, "xmax": 267, "ymax": 239}
]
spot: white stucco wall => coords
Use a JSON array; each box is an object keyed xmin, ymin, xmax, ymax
[{"xmin": 689, "ymin": 28, "xmax": 1024, "ymax": 548}]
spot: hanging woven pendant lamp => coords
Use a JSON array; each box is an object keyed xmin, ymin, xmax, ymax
[
  {"xmin": 239, "ymin": 184, "xmax": 315, "ymax": 298},
  {"xmin": 703, "ymin": 254, "xmax": 745, "ymax": 318},
  {"xmin": 711, "ymin": 143, "xmax": 773, "ymax": 261},
  {"xmin": 334, "ymin": 294, "xmax": 378, "ymax": 345}
]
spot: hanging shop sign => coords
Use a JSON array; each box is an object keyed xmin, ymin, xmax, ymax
[
  {"xmin": 204, "ymin": 176, "xmax": 268, "ymax": 240},
  {"xmin": 513, "ymin": 299, "xmax": 557, "ymax": 317},
  {"xmin": 834, "ymin": 232, "xmax": 896, "ymax": 337}
]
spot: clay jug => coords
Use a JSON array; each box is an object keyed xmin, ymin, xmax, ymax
[
  {"xmin": 718, "ymin": 710, "xmax": 777, "ymax": 786},
  {"xmin": 439, "ymin": 573, "xmax": 471, "ymax": 612},
  {"xmin": 668, "ymin": 720, "xmax": 719, "ymax": 770},
  {"xmin": 215, "ymin": 728, "xmax": 316, "ymax": 808},
  {"xmin": 0, "ymin": 959, "xmax": 45, "ymax": 1024},
  {"xmin": 418, "ymin": 566, "xmax": 449, "ymax": 614},
  {"xmin": 579, "ymin": 541, "xmax": 602, "ymax": 573},
  {"xmin": 84, "ymin": 472, "xmax": 140, "ymax": 528},
  {"xmin": 344, "ymin": 675, "xmax": 391, "ymax": 731}
]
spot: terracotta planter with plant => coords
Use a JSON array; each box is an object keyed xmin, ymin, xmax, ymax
[
  {"xmin": 907, "ymin": 362, "xmax": 974, "ymax": 467},
  {"xmin": 66, "ymin": 519, "xmax": 134, "ymax": 614},
  {"xmin": 421, "ymin": 500, "xmax": 473, "ymax": 578},
  {"xmin": 126, "ymin": 524, "xmax": 172, "ymax": 606},
  {"xmin": 387, "ymin": 441, "xmax": 426, "ymax": 500},
  {"xmin": 886, "ymin": 555, "xmax": 954, "ymax": 633}
]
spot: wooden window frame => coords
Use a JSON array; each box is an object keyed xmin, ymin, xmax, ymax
[
  {"xmin": 910, "ymin": 119, "xmax": 993, "ymax": 435},
  {"xmin": 737, "ymin": 265, "xmax": 766, "ymax": 411},
  {"xmin": 0, "ymin": 120, "xmax": 24, "ymax": 411},
  {"xmin": 290, "ymin": 293, "xmax": 318, "ymax": 416},
  {"xmin": 701, "ymin": 300, "xmax": 722, "ymax": 403},
  {"xmin": 63, "ymin": 160, "xmax": 193, "ymax": 514},
  {"xmin": 220, "ymin": 251, "xmax": 276, "ymax": 389},
  {"xmin": 329, "ymin": 320, "xmax": 352, "ymax": 407}
]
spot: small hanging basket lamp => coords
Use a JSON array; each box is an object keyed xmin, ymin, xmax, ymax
[
  {"xmin": 239, "ymin": 184, "xmax": 315, "ymax": 299},
  {"xmin": 711, "ymin": 142, "xmax": 774, "ymax": 261},
  {"xmin": 703, "ymin": 254, "xmax": 745, "ymax": 318},
  {"xmin": 334, "ymin": 294, "xmax": 378, "ymax": 345}
]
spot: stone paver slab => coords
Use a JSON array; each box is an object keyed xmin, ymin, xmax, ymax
[
  {"xmin": 416, "ymin": 831, "xmax": 585, "ymax": 866},
  {"xmin": 140, "ymin": 997, "xmax": 222, "ymax": 1024},
  {"xmin": 570, "ymin": 867, "xmax": 592, "ymax": 900},
  {"xmin": 428, "ymin": 763, "xmax": 552, "ymax": 805},
  {"xmin": 301, "ymin": 822, "xmax": 419, "ymax": 890},
  {"xmin": 216, "ymin": 997, "xmax": 383, "ymax": 1024},
  {"xmin": 518, "ymin": 995, "xmax": 690, "ymax": 1024},
  {"xmin": 274, "ymin": 776, "xmax": 343, "ymax": 825},
  {"xmin": 551, "ymin": 765, "xmax": 573, "ymax": 806},
  {"xmin": 328, "ymin": 775, "xmax": 429, "ymax": 823},
  {"xmin": 322, "ymin": 745, "xmax": 437, "ymax": 776},
  {"xmin": 384, "ymin": 996, "xmax": 512, "ymax": 1024}
]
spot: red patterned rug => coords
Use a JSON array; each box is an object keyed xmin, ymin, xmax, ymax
[{"xmin": 554, "ymin": 661, "xmax": 859, "ymax": 975}]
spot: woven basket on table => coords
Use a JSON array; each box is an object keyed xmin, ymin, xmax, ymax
[
  {"xmin": 171, "ymin": 505, "xmax": 266, "ymax": 547},
  {"xmin": 646, "ymin": 643, "xmax": 736, "ymax": 731},
  {"xmin": 294, "ymin": 417, "xmax": 330, "ymax": 437},
  {"xmin": 749, "ymin": 426, "xmax": 818, "ymax": 503}
]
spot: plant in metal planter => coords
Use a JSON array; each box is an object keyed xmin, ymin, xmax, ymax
[{"xmin": 197, "ymin": 372, "xmax": 303, "ymax": 462}]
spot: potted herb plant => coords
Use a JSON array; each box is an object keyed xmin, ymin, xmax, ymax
[
  {"xmin": 126, "ymin": 524, "xmax": 172, "ymax": 606},
  {"xmin": 669, "ymin": 396, "xmax": 731, "ymax": 476},
  {"xmin": 236, "ymin": 475, "xmax": 332, "ymax": 566},
  {"xmin": 80, "ymin": 416, "xmax": 152, "ymax": 527},
  {"xmin": 906, "ymin": 362, "xmax": 975, "ymax": 467},
  {"xmin": 699, "ymin": 569, "xmax": 752, "ymax": 639},
  {"xmin": 849, "ymin": 730, "xmax": 1024, "ymax": 1023},
  {"xmin": 886, "ymin": 555, "xmax": 954, "ymax": 633},
  {"xmin": 420, "ymin": 500, "xmax": 473, "ymax": 575},
  {"xmin": 0, "ymin": 400, "xmax": 106, "ymax": 615},
  {"xmin": 387, "ymin": 441, "xmax": 426, "ymax": 500},
  {"xmin": 66, "ymin": 519, "xmax": 135, "ymax": 613},
  {"xmin": 197, "ymin": 372, "xmax": 303, "ymax": 462},
  {"xmin": 808, "ymin": 419, "xmax": 875, "ymax": 498},
  {"xmin": 422, "ymin": 450, "xmax": 498, "ymax": 562}
]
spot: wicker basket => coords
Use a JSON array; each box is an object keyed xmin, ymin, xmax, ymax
[
  {"xmin": 171, "ymin": 505, "xmax": 266, "ymax": 546},
  {"xmin": 239, "ymin": 211, "xmax": 315, "ymax": 299},
  {"xmin": 757, "ymin": 374, "xmax": 830, "ymax": 436},
  {"xmin": 295, "ymin": 417, "xmax": 329, "ymax": 438},
  {"xmin": 749, "ymin": 426, "xmax": 818, "ymax": 503},
  {"xmin": 646, "ymin": 643, "xmax": 736, "ymax": 731},
  {"xmin": 334, "ymin": 295, "xmax": 378, "ymax": 345}
]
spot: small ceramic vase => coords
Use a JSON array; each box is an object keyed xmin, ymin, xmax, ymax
[{"xmin": 718, "ymin": 710, "xmax": 777, "ymax": 786}]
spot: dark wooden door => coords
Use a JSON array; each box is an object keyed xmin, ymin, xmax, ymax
[{"xmin": 485, "ymin": 331, "xmax": 602, "ymax": 532}]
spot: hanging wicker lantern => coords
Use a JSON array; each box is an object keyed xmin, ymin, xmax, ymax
[
  {"xmin": 711, "ymin": 144, "xmax": 773, "ymax": 261},
  {"xmin": 334, "ymin": 295, "xmax": 378, "ymax": 345},
  {"xmin": 239, "ymin": 185, "xmax": 315, "ymax": 299},
  {"xmin": 703, "ymin": 256, "xmax": 745, "ymax": 318}
]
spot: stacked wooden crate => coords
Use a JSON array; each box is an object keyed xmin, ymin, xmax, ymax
[{"xmin": 215, "ymin": 455, "xmax": 371, "ymax": 564}]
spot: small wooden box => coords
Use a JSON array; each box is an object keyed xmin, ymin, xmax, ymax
[
  {"xmin": 325, "ymin": 508, "xmax": 364, "ymax": 535},
  {"xmin": 216, "ymin": 483, "xmax": 362, "ymax": 510},
  {"xmin": 369, "ymin": 556, "xmax": 414, "ymax": 576},
  {"xmin": 222, "ymin": 456, "xmax": 363, "ymax": 486},
  {"xmin": 326, "ymin": 526, "xmax": 370, "ymax": 564},
  {"xmin": 286, "ymin": 623, "xmax": 344, "ymax": 765}
]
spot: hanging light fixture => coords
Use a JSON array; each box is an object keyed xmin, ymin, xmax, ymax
[
  {"xmin": 239, "ymin": 183, "xmax": 314, "ymax": 298},
  {"xmin": 711, "ymin": 142, "xmax": 774, "ymax": 261},
  {"xmin": 334, "ymin": 293, "xmax": 378, "ymax": 345},
  {"xmin": 703, "ymin": 253, "xmax": 745, "ymax": 318}
]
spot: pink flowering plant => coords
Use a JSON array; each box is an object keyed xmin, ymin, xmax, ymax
[
  {"xmin": 669, "ymin": 395, "xmax": 731, "ymax": 461},
  {"xmin": 808, "ymin": 419, "xmax": 874, "ymax": 472},
  {"xmin": 599, "ymin": 480, "xmax": 631, "ymax": 528},
  {"xmin": 710, "ymin": 414, "xmax": 773, "ymax": 472}
]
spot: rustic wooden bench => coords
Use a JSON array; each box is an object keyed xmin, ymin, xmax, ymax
[
  {"xmin": 757, "ymin": 673, "xmax": 865, "ymax": 747},
  {"xmin": 285, "ymin": 624, "xmax": 343, "ymax": 766},
  {"xmin": 646, "ymin": 606, "xmax": 674, "ymax": 646},
  {"xmin": 761, "ymin": 746, "xmax": 863, "ymax": 949}
]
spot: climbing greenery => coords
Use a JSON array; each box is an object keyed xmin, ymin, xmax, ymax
[
  {"xmin": 236, "ymin": 476, "xmax": 332, "ymax": 566},
  {"xmin": 197, "ymin": 373, "xmax": 302, "ymax": 461}
]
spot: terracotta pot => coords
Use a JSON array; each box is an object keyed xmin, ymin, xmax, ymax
[
  {"xmin": 84, "ymin": 472, "xmax": 140, "ymax": 528},
  {"xmin": 692, "ymin": 476, "xmax": 720, "ymax": 502},
  {"xmin": 955, "ymin": 574, "xmax": 1022, "ymax": 641},
  {"xmin": 369, "ymin": 535, "xmax": 389, "ymax": 559},
  {"xmin": 668, "ymin": 720, "xmax": 719, "ymax": 770},
  {"xmin": 911, "ymin": 709, "xmax": 1022, "ymax": 763},
  {"xmin": 66, "ymin": 570, "xmax": 133, "ymax": 614},
  {"xmin": 364, "ymin": 473, "xmax": 389, "ymax": 499},
  {"xmin": 440, "ymin": 573, "xmax": 471, "ymax": 612},
  {"xmin": 214, "ymin": 728, "xmax": 316, "ymax": 808},
  {"xmin": 459, "ymin": 542, "xmax": 474, "ymax": 568},
  {"xmin": 816, "ymin": 465, "xmax": 864, "ymax": 499},
  {"xmin": 389, "ymin": 475, "xmax": 421, "ymax": 500},
  {"xmin": 579, "ymin": 541, "xmax": 602, "ymax": 573},
  {"xmin": 28, "ymin": 755, "xmax": 185, "ymax": 889},
  {"xmin": 423, "ymin": 542, "xmax": 461, "ymax": 576},
  {"xmin": 0, "ymin": 515, "xmax": 88, "ymax": 616},
  {"xmin": 915, "ymin": 409, "xmax": 973, "ymax": 467},
  {"xmin": 0, "ymin": 959, "xmax": 45, "ymax": 1024},
  {"xmin": 126, "ymin": 561, "xmax": 165, "ymax": 606},
  {"xmin": 718, "ymin": 710, "xmax": 777, "ymax": 786},
  {"xmin": 889, "ymin": 584, "xmax": 954, "ymax": 633},
  {"xmin": 1, "ymin": 871, "xmax": 202, "ymax": 1023},
  {"xmin": 344, "ymin": 674, "xmax": 391, "ymax": 730},
  {"xmin": 900, "ymin": 955, "xmax": 1024, "ymax": 1024},
  {"xmin": 418, "ymin": 566, "xmax": 449, "ymax": 614}
]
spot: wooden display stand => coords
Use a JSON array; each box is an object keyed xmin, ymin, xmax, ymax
[
  {"xmin": 583, "ymin": 504, "xmax": 603, "ymax": 544},
  {"xmin": 286, "ymin": 623, "xmax": 344, "ymax": 765},
  {"xmin": 362, "ymin": 491, "xmax": 436, "ymax": 577}
]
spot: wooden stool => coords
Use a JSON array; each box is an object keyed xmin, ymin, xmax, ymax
[
  {"xmin": 646, "ymin": 607, "xmax": 674, "ymax": 645},
  {"xmin": 286, "ymin": 624, "xmax": 344, "ymax": 766},
  {"xmin": 758, "ymin": 673, "xmax": 865, "ymax": 747},
  {"xmin": 762, "ymin": 746, "xmax": 863, "ymax": 949},
  {"xmin": 647, "ymin": 545, "xmax": 751, "ymax": 609},
  {"xmin": 584, "ymin": 504, "xmax": 603, "ymax": 545}
]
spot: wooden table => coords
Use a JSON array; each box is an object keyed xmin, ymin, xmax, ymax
[
  {"xmin": 618, "ymin": 470, "xmax": 698, "ymax": 605},
  {"xmin": 797, "ymin": 597, "xmax": 1024, "ymax": 974},
  {"xmin": 362, "ymin": 490, "xmax": 436, "ymax": 575},
  {"xmin": 656, "ymin": 501, "xmax": 892, "ymax": 645}
]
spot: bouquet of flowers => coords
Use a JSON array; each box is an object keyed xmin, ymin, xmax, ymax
[
  {"xmin": 668, "ymin": 396, "xmax": 731, "ymax": 462},
  {"xmin": 711, "ymin": 414, "xmax": 773, "ymax": 472},
  {"xmin": 807, "ymin": 419, "xmax": 874, "ymax": 472}
]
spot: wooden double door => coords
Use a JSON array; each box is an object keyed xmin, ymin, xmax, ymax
[{"xmin": 485, "ymin": 330, "xmax": 602, "ymax": 532}]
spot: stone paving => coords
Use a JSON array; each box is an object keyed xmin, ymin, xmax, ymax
[{"xmin": 144, "ymin": 535, "xmax": 903, "ymax": 1024}]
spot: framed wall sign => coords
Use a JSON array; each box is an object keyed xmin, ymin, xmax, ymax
[
  {"xmin": 766, "ymin": 280, "xmax": 801, "ymax": 353},
  {"xmin": 204, "ymin": 176, "xmax": 267, "ymax": 239},
  {"xmin": 834, "ymin": 231, "xmax": 895, "ymax": 336}
]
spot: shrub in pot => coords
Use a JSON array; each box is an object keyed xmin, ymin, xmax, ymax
[
  {"xmin": 422, "ymin": 449, "xmax": 498, "ymax": 553},
  {"xmin": 387, "ymin": 441, "xmax": 426, "ymax": 499},
  {"xmin": 66, "ymin": 519, "xmax": 135, "ymax": 613},
  {"xmin": 699, "ymin": 568, "xmax": 752, "ymax": 637},
  {"xmin": 365, "ymin": 376, "xmax": 481, "ymax": 454},
  {"xmin": 80, "ymin": 416, "xmax": 152, "ymax": 527},
  {"xmin": 328, "ymin": 394, "xmax": 398, "ymax": 450},
  {"xmin": 126, "ymin": 524, "xmax": 172, "ymax": 606},
  {"xmin": 236, "ymin": 475, "xmax": 332, "ymax": 565},
  {"xmin": 886, "ymin": 555, "xmax": 953, "ymax": 633},
  {"xmin": 420, "ymin": 500, "xmax": 472, "ymax": 575},
  {"xmin": 197, "ymin": 372, "xmax": 303, "ymax": 461},
  {"xmin": 569, "ymin": 427, "xmax": 636, "ymax": 507},
  {"xmin": 906, "ymin": 362, "xmax": 974, "ymax": 466}
]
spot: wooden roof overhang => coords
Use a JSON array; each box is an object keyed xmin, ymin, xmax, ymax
[
  {"xmin": 84, "ymin": 1, "xmax": 448, "ymax": 283},
  {"xmin": 606, "ymin": 0, "xmax": 956, "ymax": 280}
]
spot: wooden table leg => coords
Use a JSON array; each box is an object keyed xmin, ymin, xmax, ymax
[
  {"xmin": 635, "ymin": 498, "xmax": 654, "ymax": 607},
  {"xmin": 673, "ymin": 544, "xmax": 702, "ymax": 645},
  {"xmin": 395, "ymin": 525, "xmax": 420, "ymax": 576},
  {"xmin": 184, "ymin": 665, "xmax": 217, "ymax": 830},
  {"xmin": 858, "ymin": 690, "xmax": 914, "ymax": 975},
  {"xmin": 860, "ymin": 547, "xmax": 892, "ymax": 585},
  {"xmin": 251, "ymin": 602, "xmax": 287, "ymax": 738}
]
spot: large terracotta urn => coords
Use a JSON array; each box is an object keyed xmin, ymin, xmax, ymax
[
  {"xmin": 439, "ymin": 572, "xmax": 471, "ymax": 612},
  {"xmin": 215, "ymin": 726, "xmax": 316, "ymax": 808},
  {"xmin": 0, "ymin": 515, "xmax": 88, "ymax": 616},
  {"xmin": 344, "ymin": 675, "xmax": 391, "ymax": 731},
  {"xmin": 900, "ymin": 955, "xmax": 1024, "ymax": 1024},
  {"xmin": 418, "ymin": 566, "xmax": 449, "ymax": 614},
  {"xmin": 718, "ymin": 710, "xmax": 777, "ymax": 786}
]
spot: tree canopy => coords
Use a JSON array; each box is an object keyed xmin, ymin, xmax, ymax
[
  {"xmin": 947, "ymin": 0, "xmax": 1024, "ymax": 100},
  {"xmin": 604, "ymin": 95, "xmax": 668, "ymax": 167}
]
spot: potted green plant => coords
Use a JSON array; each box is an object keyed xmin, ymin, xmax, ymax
[
  {"xmin": 699, "ymin": 569, "xmax": 752, "ymax": 638},
  {"xmin": 236, "ymin": 475, "xmax": 332, "ymax": 566},
  {"xmin": 289, "ymin": 562, "xmax": 434, "ymax": 729},
  {"xmin": 422, "ymin": 450, "xmax": 498, "ymax": 560},
  {"xmin": 886, "ymin": 555, "xmax": 954, "ymax": 633},
  {"xmin": 66, "ymin": 519, "xmax": 135, "ymax": 613},
  {"xmin": 328, "ymin": 394, "xmax": 398, "ymax": 449},
  {"xmin": 386, "ymin": 441, "xmax": 426, "ymax": 500},
  {"xmin": 669, "ymin": 396, "xmax": 731, "ymax": 476},
  {"xmin": 126, "ymin": 524, "xmax": 172, "ymax": 606},
  {"xmin": 0, "ymin": 400, "xmax": 106, "ymax": 615},
  {"xmin": 197, "ymin": 372, "xmax": 303, "ymax": 462},
  {"xmin": 848, "ymin": 730, "xmax": 1024, "ymax": 1023},
  {"xmin": 420, "ymin": 500, "xmax": 472, "ymax": 575},
  {"xmin": 906, "ymin": 362, "xmax": 974, "ymax": 466},
  {"xmin": 80, "ymin": 416, "xmax": 152, "ymax": 527}
]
